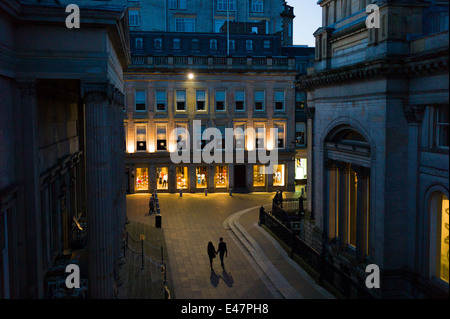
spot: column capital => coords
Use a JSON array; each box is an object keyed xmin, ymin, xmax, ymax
[
  {"xmin": 403, "ymin": 105, "xmax": 425, "ymax": 124},
  {"xmin": 337, "ymin": 161, "xmax": 351, "ymax": 173},
  {"xmin": 81, "ymin": 80, "xmax": 124, "ymax": 105},
  {"xmin": 17, "ymin": 80, "xmax": 37, "ymax": 98},
  {"xmin": 325, "ymin": 158, "xmax": 338, "ymax": 171}
]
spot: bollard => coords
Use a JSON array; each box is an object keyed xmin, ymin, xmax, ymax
[
  {"xmin": 204, "ymin": 189, "xmax": 208, "ymax": 196},
  {"xmin": 141, "ymin": 238, "xmax": 144, "ymax": 270},
  {"xmin": 180, "ymin": 189, "xmax": 182, "ymax": 197},
  {"xmin": 229, "ymin": 188, "xmax": 232, "ymax": 196}
]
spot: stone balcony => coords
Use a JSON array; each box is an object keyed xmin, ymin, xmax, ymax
[{"xmin": 129, "ymin": 55, "xmax": 297, "ymax": 72}]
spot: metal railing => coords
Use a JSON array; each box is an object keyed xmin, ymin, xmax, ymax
[{"xmin": 259, "ymin": 204, "xmax": 375, "ymax": 299}]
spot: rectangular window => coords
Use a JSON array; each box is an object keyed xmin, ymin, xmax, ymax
[
  {"xmin": 253, "ymin": 165, "xmax": 265, "ymax": 187},
  {"xmin": 136, "ymin": 125, "xmax": 147, "ymax": 151},
  {"xmin": 251, "ymin": 27, "xmax": 258, "ymax": 34},
  {"xmin": 157, "ymin": 167, "xmax": 169, "ymax": 190},
  {"xmin": 296, "ymin": 122, "xmax": 306, "ymax": 147},
  {"xmin": 215, "ymin": 20, "xmax": 225, "ymax": 33},
  {"xmin": 175, "ymin": 123, "xmax": 188, "ymax": 150},
  {"xmin": 210, "ymin": 39, "xmax": 218, "ymax": 51},
  {"xmin": 169, "ymin": 0, "xmax": 177, "ymax": 9},
  {"xmin": 274, "ymin": 123, "xmax": 285, "ymax": 149},
  {"xmin": 173, "ymin": 38, "xmax": 181, "ymax": 50},
  {"xmin": 251, "ymin": 0, "xmax": 263, "ymax": 13},
  {"xmin": 275, "ymin": 90, "xmax": 285, "ymax": 111},
  {"xmin": 135, "ymin": 168, "xmax": 148, "ymax": 191},
  {"xmin": 217, "ymin": 0, "xmax": 235, "ymax": 11},
  {"xmin": 229, "ymin": 39, "xmax": 236, "ymax": 51},
  {"xmin": 129, "ymin": 10, "xmax": 141, "ymax": 27},
  {"xmin": 215, "ymin": 90, "xmax": 226, "ymax": 111},
  {"xmin": 156, "ymin": 125, "xmax": 167, "ymax": 151},
  {"xmin": 175, "ymin": 18, "xmax": 195, "ymax": 32},
  {"xmin": 135, "ymin": 37, "xmax": 143, "ymax": 49},
  {"xmin": 246, "ymin": 40, "xmax": 253, "ymax": 51},
  {"xmin": 191, "ymin": 39, "xmax": 199, "ymax": 51},
  {"xmin": 235, "ymin": 90, "xmax": 245, "ymax": 111},
  {"xmin": 263, "ymin": 40, "xmax": 271, "ymax": 50},
  {"xmin": 254, "ymin": 90, "xmax": 265, "ymax": 111},
  {"xmin": 176, "ymin": 90, "xmax": 186, "ymax": 112},
  {"xmin": 176, "ymin": 167, "xmax": 189, "ymax": 190},
  {"xmin": 215, "ymin": 166, "xmax": 228, "ymax": 188},
  {"xmin": 273, "ymin": 164, "xmax": 285, "ymax": 187},
  {"xmin": 295, "ymin": 91, "xmax": 305, "ymax": 110},
  {"xmin": 234, "ymin": 123, "xmax": 246, "ymax": 150},
  {"xmin": 255, "ymin": 123, "xmax": 265, "ymax": 149},
  {"xmin": 156, "ymin": 90, "xmax": 167, "ymax": 112},
  {"xmin": 196, "ymin": 90, "xmax": 206, "ymax": 111},
  {"xmin": 196, "ymin": 166, "xmax": 208, "ymax": 188},
  {"xmin": 135, "ymin": 90, "xmax": 146, "ymax": 111},
  {"xmin": 437, "ymin": 106, "xmax": 449, "ymax": 148},
  {"xmin": 179, "ymin": 0, "xmax": 187, "ymax": 10},
  {"xmin": 154, "ymin": 38, "xmax": 162, "ymax": 50}
]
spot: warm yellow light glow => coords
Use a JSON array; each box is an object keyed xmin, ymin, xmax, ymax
[
  {"xmin": 148, "ymin": 144, "xmax": 156, "ymax": 153},
  {"xmin": 169, "ymin": 143, "xmax": 176, "ymax": 153},
  {"xmin": 247, "ymin": 141, "xmax": 254, "ymax": 151},
  {"xmin": 188, "ymin": 73, "xmax": 195, "ymax": 80},
  {"xmin": 127, "ymin": 143, "xmax": 135, "ymax": 153},
  {"xmin": 267, "ymin": 140, "xmax": 274, "ymax": 151}
]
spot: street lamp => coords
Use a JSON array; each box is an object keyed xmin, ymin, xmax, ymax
[{"xmin": 188, "ymin": 73, "xmax": 194, "ymax": 80}]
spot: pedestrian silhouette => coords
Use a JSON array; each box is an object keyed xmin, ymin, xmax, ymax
[
  {"xmin": 207, "ymin": 241, "xmax": 216, "ymax": 269},
  {"xmin": 216, "ymin": 237, "xmax": 227, "ymax": 268}
]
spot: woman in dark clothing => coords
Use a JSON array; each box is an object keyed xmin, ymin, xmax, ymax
[{"xmin": 207, "ymin": 241, "xmax": 216, "ymax": 269}]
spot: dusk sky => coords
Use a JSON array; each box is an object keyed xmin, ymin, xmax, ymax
[{"xmin": 288, "ymin": 0, "xmax": 322, "ymax": 47}]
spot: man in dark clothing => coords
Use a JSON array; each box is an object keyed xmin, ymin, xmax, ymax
[{"xmin": 216, "ymin": 237, "xmax": 227, "ymax": 268}]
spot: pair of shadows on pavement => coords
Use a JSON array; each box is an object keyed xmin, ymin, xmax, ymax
[{"xmin": 210, "ymin": 268, "xmax": 234, "ymax": 288}]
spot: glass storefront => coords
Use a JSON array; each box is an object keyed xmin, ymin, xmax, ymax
[
  {"xmin": 295, "ymin": 158, "xmax": 307, "ymax": 180},
  {"xmin": 196, "ymin": 166, "xmax": 207, "ymax": 188},
  {"xmin": 215, "ymin": 166, "xmax": 228, "ymax": 188},
  {"xmin": 273, "ymin": 164, "xmax": 285, "ymax": 187},
  {"xmin": 135, "ymin": 167, "xmax": 149, "ymax": 191},
  {"xmin": 176, "ymin": 166, "xmax": 188, "ymax": 190},
  {"xmin": 253, "ymin": 165, "xmax": 265, "ymax": 187},
  {"xmin": 440, "ymin": 195, "xmax": 449, "ymax": 283},
  {"xmin": 157, "ymin": 167, "xmax": 168, "ymax": 190}
]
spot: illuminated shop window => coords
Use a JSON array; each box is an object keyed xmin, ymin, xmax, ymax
[
  {"xmin": 295, "ymin": 158, "xmax": 307, "ymax": 180},
  {"xmin": 215, "ymin": 166, "xmax": 228, "ymax": 188},
  {"xmin": 176, "ymin": 167, "xmax": 188, "ymax": 190},
  {"xmin": 136, "ymin": 125, "xmax": 147, "ymax": 152},
  {"xmin": 253, "ymin": 165, "xmax": 265, "ymax": 187},
  {"xmin": 135, "ymin": 168, "xmax": 149, "ymax": 191},
  {"xmin": 196, "ymin": 166, "xmax": 207, "ymax": 188},
  {"xmin": 156, "ymin": 167, "xmax": 169, "ymax": 190},
  {"xmin": 272, "ymin": 164, "xmax": 285, "ymax": 187},
  {"xmin": 439, "ymin": 194, "xmax": 449, "ymax": 283}
]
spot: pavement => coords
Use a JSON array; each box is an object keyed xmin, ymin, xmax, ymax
[{"xmin": 119, "ymin": 192, "xmax": 335, "ymax": 299}]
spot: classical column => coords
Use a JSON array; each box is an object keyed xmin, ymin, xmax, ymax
[
  {"xmin": 354, "ymin": 165, "xmax": 370, "ymax": 261},
  {"xmin": 403, "ymin": 105, "xmax": 425, "ymax": 270},
  {"xmin": 325, "ymin": 159, "xmax": 338, "ymax": 240},
  {"xmin": 338, "ymin": 161, "xmax": 350, "ymax": 250},
  {"xmin": 82, "ymin": 82, "xmax": 115, "ymax": 298},
  {"xmin": 17, "ymin": 80, "xmax": 44, "ymax": 298},
  {"xmin": 306, "ymin": 106, "xmax": 315, "ymax": 214}
]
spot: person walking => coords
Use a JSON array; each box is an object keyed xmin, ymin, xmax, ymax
[
  {"xmin": 216, "ymin": 237, "xmax": 228, "ymax": 268},
  {"xmin": 149, "ymin": 194, "xmax": 155, "ymax": 215},
  {"xmin": 207, "ymin": 241, "xmax": 216, "ymax": 269}
]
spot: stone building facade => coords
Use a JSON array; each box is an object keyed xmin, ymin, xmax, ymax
[
  {"xmin": 297, "ymin": 0, "xmax": 449, "ymax": 298},
  {"xmin": 124, "ymin": 32, "xmax": 302, "ymax": 194},
  {"xmin": 0, "ymin": 0, "xmax": 129, "ymax": 298}
]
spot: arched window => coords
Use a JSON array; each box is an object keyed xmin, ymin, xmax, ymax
[{"xmin": 430, "ymin": 192, "xmax": 449, "ymax": 284}]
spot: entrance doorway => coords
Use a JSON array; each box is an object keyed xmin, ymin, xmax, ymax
[{"xmin": 233, "ymin": 165, "xmax": 247, "ymax": 192}]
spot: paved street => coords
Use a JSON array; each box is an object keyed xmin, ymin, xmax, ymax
[{"xmin": 122, "ymin": 192, "xmax": 334, "ymax": 299}]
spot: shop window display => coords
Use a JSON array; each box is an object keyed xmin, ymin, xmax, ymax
[
  {"xmin": 176, "ymin": 167, "xmax": 188, "ymax": 190},
  {"xmin": 135, "ymin": 167, "xmax": 149, "ymax": 191},
  {"xmin": 273, "ymin": 164, "xmax": 285, "ymax": 187},
  {"xmin": 215, "ymin": 166, "xmax": 228, "ymax": 188},
  {"xmin": 253, "ymin": 165, "xmax": 265, "ymax": 187},
  {"xmin": 196, "ymin": 166, "xmax": 207, "ymax": 188},
  {"xmin": 157, "ymin": 167, "xmax": 168, "ymax": 190}
]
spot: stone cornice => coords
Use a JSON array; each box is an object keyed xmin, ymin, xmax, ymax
[
  {"xmin": 296, "ymin": 50, "xmax": 449, "ymax": 91},
  {"xmin": 81, "ymin": 80, "xmax": 125, "ymax": 105}
]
